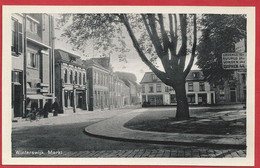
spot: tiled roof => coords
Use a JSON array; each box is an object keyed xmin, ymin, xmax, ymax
[
  {"xmin": 83, "ymin": 59, "xmax": 110, "ymax": 72},
  {"xmin": 54, "ymin": 49, "xmax": 84, "ymax": 67},
  {"xmin": 140, "ymin": 70, "xmax": 205, "ymax": 83}
]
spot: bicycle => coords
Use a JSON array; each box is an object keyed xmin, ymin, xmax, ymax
[{"xmin": 26, "ymin": 110, "xmax": 41, "ymax": 122}]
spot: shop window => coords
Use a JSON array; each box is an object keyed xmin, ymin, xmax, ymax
[
  {"xmin": 187, "ymin": 94, "xmax": 195, "ymax": 103},
  {"xmin": 170, "ymin": 94, "xmax": 177, "ymax": 103},
  {"xmin": 11, "ymin": 18, "xmax": 23, "ymax": 55}
]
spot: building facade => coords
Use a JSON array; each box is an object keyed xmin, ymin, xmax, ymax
[
  {"xmin": 55, "ymin": 49, "xmax": 87, "ymax": 113},
  {"xmin": 25, "ymin": 14, "xmax": 55, "ymax": 114},
  {"xmin": 12, "ymin": 13, "xmax": 25, "ymax": 118},
  {"xmin": 140, "ymin": 70, "xmax": 215, "ymax": 106},
  {"xmin": 85, "ymin": 59, "xmax": 110, "ymax": 111},
  {"xmin": 215, "ymin": 39, "xmax": 247, "ymax": 104},
  {"xmin": 11, "ymin": 13, "xmax": 56, "ymax": 118}
]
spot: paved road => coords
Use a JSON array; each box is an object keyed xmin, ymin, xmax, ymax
[{"xmin": 12, "ymin": 106, "xmax": 246, "ymax": 158}]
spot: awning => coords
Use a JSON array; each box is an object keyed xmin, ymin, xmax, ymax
[{"xmin": 27, "ymin": 94, "xmax": 54, "ymax": 100}]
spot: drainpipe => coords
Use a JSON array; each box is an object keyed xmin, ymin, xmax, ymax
[
  {"xmin": 23, "ymin": 14, "xmax": 27, "ymax": 117},
  {"xmin": 49, "ymin": 14, "xmax": 55, "ymax": 103}
]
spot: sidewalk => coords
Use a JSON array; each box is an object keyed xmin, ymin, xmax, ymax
[{"xmin": 85, "ymin": 108, "xmax": 246, "ymax": 148}]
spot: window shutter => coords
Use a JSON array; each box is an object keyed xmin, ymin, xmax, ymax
[{"xmin": 18, "ymin": 22, "xmax": 23, "ymax": 54}]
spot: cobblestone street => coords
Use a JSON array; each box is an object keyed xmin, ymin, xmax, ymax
[{"xmin": 13, "ymin": 148, "xmax": 246, "ymax": 158}]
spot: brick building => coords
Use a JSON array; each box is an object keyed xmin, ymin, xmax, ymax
[
  {"xmin": 84, "ymin": 59, "xmax": 110, "ymax": 111},
  {"xmin": 55, "ymin": 49, "xmax": 87, "ymax": 113}
]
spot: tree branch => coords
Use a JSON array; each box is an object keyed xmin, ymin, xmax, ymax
[
  {"xmin": 147, "ymin": 14, "xmax": 164, "ymax": 57},
  {"xmin": 158, "ymin": 14, "xmax": 170, "ymax": 53},
  {"xmin": 141, "ymin": 14, "xmax": 163, "ymax": 58},
  {"xmin": 184, "ymin": 14, "xmax": 197, "ymax": 77},
  {"xmin": 120, "ymin": 14, "xmax": 173, "ymax": 85},
  {"xmin": 169, "ymin": 14, "xmax": 178, "ymax": 72},
  {"xmin": 178, "ymin": 14, "xmax": 187, "ymax": 73}
]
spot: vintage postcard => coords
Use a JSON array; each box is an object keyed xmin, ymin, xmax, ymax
[{"xmin": 2, "ymin": 5, "xmax": 255, "ymax": 166}]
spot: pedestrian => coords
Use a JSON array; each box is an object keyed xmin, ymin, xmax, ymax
[
  {"xmin": 43, "ymin": 102, "xmax": 51, "ymax": 118},
  {"xmin": 52, "ymin": 101, "xmax": 60, "ymax": 116}
]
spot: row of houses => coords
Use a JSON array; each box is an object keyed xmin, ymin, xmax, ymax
[
  {"xmin": 11, "ymin": 13, "xmax": 246, "ymax": 118},
  {"xmin": 11, "ymin": 13, "xmax": 140, "ymax": 118},
  {"xmin": 140, "ymin": 70, "xmax": 246, "ymax": 106}
]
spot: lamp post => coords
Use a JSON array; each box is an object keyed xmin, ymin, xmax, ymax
[{"xmin": 73, "ymin": 80, "xmax": 76, "ymax": 113}]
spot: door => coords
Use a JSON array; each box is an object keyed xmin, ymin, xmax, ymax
[
  {"xmin": 211, "ymin": 93, "xmax": 214, "ymax": 104},
  {"xmin": 14, "ymin": 85, "xmax": 22, "ymax": 117},
  {"xmin": 230, "ymin": 91, "xmax": 236, "ymax": 102},
  {"xmin": 77, "ymin": 92, "xmax": 83, "ymax": 108}
]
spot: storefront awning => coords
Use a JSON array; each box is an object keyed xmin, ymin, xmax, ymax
[{"xmin": 27, "ymin": 94, "xmax": 54, "ymax": 100}]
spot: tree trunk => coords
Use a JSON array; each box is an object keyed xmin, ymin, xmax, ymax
[{"xmin": 174, "ymin": 80, "xmax": 190, "ymax": 120}]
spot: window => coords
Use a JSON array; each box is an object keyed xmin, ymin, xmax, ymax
[
  {"xmin": 11, "ymin": 18, "xmax": 22, "ymax": 54},
  {"xmin": 64, "ymin": 69, "xmax": 68, "ymax": 83},
  {"xmin": 27, "ymin": 18, "xmax": 38, "ymax": 34},
  {"xmin": 170, "ymin": 94, "xmax": 177, "ymax": 103},
  {"xmin": 101, "ymin": 74, "xmax": 103, "ymax": 85},
  {"xmin": 199, "ymin": 82, "xmax": 205, "ymax": 91},
  {"xmin": 70, "ymin": 70, "xmax": 73, "ymax": 83},
  {"xmin": 149, "ymin": 85, "xmax": 154, "ymax": 93},
  {"xmin": 93, "ymin": 71, "xmax": 96, "ymax": 84},
  {"xmin": 97, "ymin": 72, "xmax": 100, "ymax": 85},
  {"xmin": 75, "ymin": 72, "xmax": 78, "ymax": 84},
  {"xmin": 12, "ymin": 71, "xmax": 22, "ymax": 83},
  {"xmin": 27, "ymin": 52, "xmax": 37, "ymax": 68},
  {"xmin": 193, "ymin": 72, "xmax": 199, "ymax": 78},
  {"xmin": 79, "ymin": 73, "xmax": 82, "ymax": 85},
  {"xmin": 156, "ymin": 84, "xmax": 162, "ymax": 92},
  {"xmin": 142, "ymin": 95, "xmax": 146, "ymax": 102},
  {"xmin": 165, "ymin": 86, "xmax": 169, "ymax": 92},
  {"xmin": 83, "ymin": 73, "xmax": 86, "ymax": 85},
  {"xmin": 188, "ymin": 82, "xmax": 194, "ymax": 91},
  {"xmin": 152, "ymin": 74, "xmax": 156, "ymax": 80},
  {"xmin": 142, "ymin": 85, "xmax": 145, "ymax": 93},
  {"xmin": 187, "ymin": 94, "xmax": 195, "ymax": 103}
]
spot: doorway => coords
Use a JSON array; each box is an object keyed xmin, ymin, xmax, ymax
[{"xmin": 13, "ymin": 85, "xmax": 22, "ymax": 117}]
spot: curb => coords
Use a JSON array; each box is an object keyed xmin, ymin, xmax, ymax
[{"xmin": 84, "ymin": 109, "xmax": 246, "ymax": 149}]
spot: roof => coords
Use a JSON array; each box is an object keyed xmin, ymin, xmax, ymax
[
  {"xmin": 54, "ymin": 49, "xmax": 84, "ymax": 68},
  {"xmin": 140, "ymin": 70, "xmax": 205, "ymax": 84},
  {"xmin": 83, "ymin": 59, "xmax": 110, "ymax": 72}
]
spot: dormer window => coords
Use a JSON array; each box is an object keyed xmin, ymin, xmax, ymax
[
  {"xmin": 193, "ymin": 72, "xmax": 199, "ymax": 78},
  {"xmin": 152, "ymin": 74, "xmax": 156, "ymax": 81},
  {"xmin": 70, "ymin": 57, "xmax": 76, "ymax": 62}
]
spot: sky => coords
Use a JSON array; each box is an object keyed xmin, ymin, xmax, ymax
[{"xmin": 54, "ymin": 14, "xmax": 199, "ymax": 83}]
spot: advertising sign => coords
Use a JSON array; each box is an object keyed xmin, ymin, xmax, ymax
[{"xmin": 222, "ymin": 53, "xmax": 247, "ymax": 70}]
